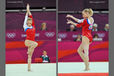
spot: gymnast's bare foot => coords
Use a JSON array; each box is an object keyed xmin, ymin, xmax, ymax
[
  {"xmin": 28, "ymin": 68, "xmax": 31, "ymax": 72},
  {"xmin": 84, "ymin": 67, "xmax": 90, "ymax": 71}
]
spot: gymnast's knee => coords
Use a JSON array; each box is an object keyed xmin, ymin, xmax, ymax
[
  {"xmin": 35, "ymin": 42, "xmax": 38, "ymax": 47},
  {"xmin": 32, "ymin": 42, "xmax": 38, "ymax": 48},
  {"xmin": 77, "ymin": 48, "xmax": 82, "ymax": 54},
  {"xmin": 84, "ymin": 49, "xmax": 89, "ymax": 56}
]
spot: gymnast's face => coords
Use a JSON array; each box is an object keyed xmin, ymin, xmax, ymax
[
  {"xmin": 27, "ymin": 20, "xmax": 32, "ymax": 27},
  {"xmin": 82, "ymin": 11, "xmax": 89, "ymax": 18}
]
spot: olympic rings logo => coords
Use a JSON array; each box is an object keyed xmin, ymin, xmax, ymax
[
  {"xmin": 7, "ymin": 33, "xmax": 16, "ymax": 38},
  {"xmin": 21, "ymin": 34, "xmax": 26, "ymax": 37},
  {"xmin": 58, "ymin": 33, "xmax": 67, "ymax": 39},
  {"xmin": 72, "ymin": 34, "xmax": 77, "ymax": 38},
  {"xmin": 45, "ymin": 32, "xmax": 55, "ymax": 37},
  {"xmin": 97, "ymin": 33, "xmax": 105, "ymax": 37}
]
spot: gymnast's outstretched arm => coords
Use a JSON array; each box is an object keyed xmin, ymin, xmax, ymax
[{"xmin": 66, "ymin": 14, "xmax": 84, "ymax": 23}]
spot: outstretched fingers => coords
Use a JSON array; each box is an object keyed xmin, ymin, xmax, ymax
[
  {"xmin": 26, "ymin": 3, "xmax": 30, "ymax": 12},
  {"xmin": 66, "ymin": 14, "xmax": 73, "ymax": 18},
  {"xmin": 67, "ymin": 19, "xmax": 71, "ymax": 24}
]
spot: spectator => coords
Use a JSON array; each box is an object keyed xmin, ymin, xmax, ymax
[
  {"xmin": 66, "ymin": 25, "xmax": 76, "ymax": 32},
  {"xmin": 104, "ymin": 24, "xmax": 109, "ymax": 31},
  {"xmin": 40, "ymin": 50, "xmax": 50, "ymax": 63},
  {"xmin": 41, "ymin": 22, "xmax": 47, "ymax": 31},
  {"xmin": 93, "ymin": 34, "xmax": 102, "ymax": 41},
  {"xmin": 92, "ymin": 23, "xmax": 98, "ymax": 31},
  {"xmin": 93, "ymin": 34, "xmax": 99, "ymax": 38},
  {"xmin": 74, "ymin": 34, "xmax": 82, "ymax": 41}
]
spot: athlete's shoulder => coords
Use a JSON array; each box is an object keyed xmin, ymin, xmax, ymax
[
  {"xmin": 89, "ymin": 17, "xmax": 94, "ymax": 23},
  {"xmin": 87, "ymin": 17, "xmax": 94, "ymax": 25}
]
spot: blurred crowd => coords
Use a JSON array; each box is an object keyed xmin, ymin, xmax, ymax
[
  {"xmin": 40, "ymin": 22, "xmax": 109, "ymax": 42},
  {"xmin": 65, "ymin": 23, "xmax": 109, "ymax": 42},
  {"xmin": 67, "ymin": 23, "xmax": 109, "ymax": 32}
]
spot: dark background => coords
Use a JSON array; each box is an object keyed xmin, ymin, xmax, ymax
[
  {"xmin": 6, "ymin": 0, "xmax": 56, "ymax": 9},
  {"xmin": 59, "ymin": 0, "xmax": 108, "ymax": 11}
]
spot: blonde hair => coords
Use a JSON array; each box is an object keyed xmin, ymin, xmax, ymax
[
  {"xmin": 41, "ymin": 22, "xmax": 46, "ymax": 26},
  {"xmin": 41, "ymin": 22, "xmax": 47, "ymax": 28},
  {"xmin": 27, "ymin": 17, "xmax": 32, "ymax": 21},
  {"xmin": 83, "ymin": 8, "xmax": 93, "ymax": 16},
  {"xmin": 43, "ymin": 50, "xmax": 47, "ymax": 53}
]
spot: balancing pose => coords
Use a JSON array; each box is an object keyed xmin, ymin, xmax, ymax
[
  {"xmin": 23, "ymin": 4, "xmax": 38, "ymax": 71},
  {"xmin": 66, "ymin": 8, "xmax": 94, "ymax": 71}
]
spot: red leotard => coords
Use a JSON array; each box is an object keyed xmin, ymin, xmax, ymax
[
  {"xmin": 26, "ymin": 15, "xmax": 36, "ymax": 41},
  {"xmin": 76, "ymin": 19, "xmax": 93, "ymax": 42}
]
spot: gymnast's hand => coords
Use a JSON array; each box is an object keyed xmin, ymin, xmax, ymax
[
  {"xmin": 26, "ymin": 3, "xmax": 32, "ymax": 15},
  {"xmin": 67, "ymin": 19, "xmax": 73, "ymax": 24},
  {"xmin": 66, "ymin": 14, "xmax": 73, "ymax": 18},
  {"xmin": 67, "ymin": 19, "xmax": 77, "ymax": 26},
  {"xmin": 27, "ymin": 4, "xmax": 30, "ymax": 12}
]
